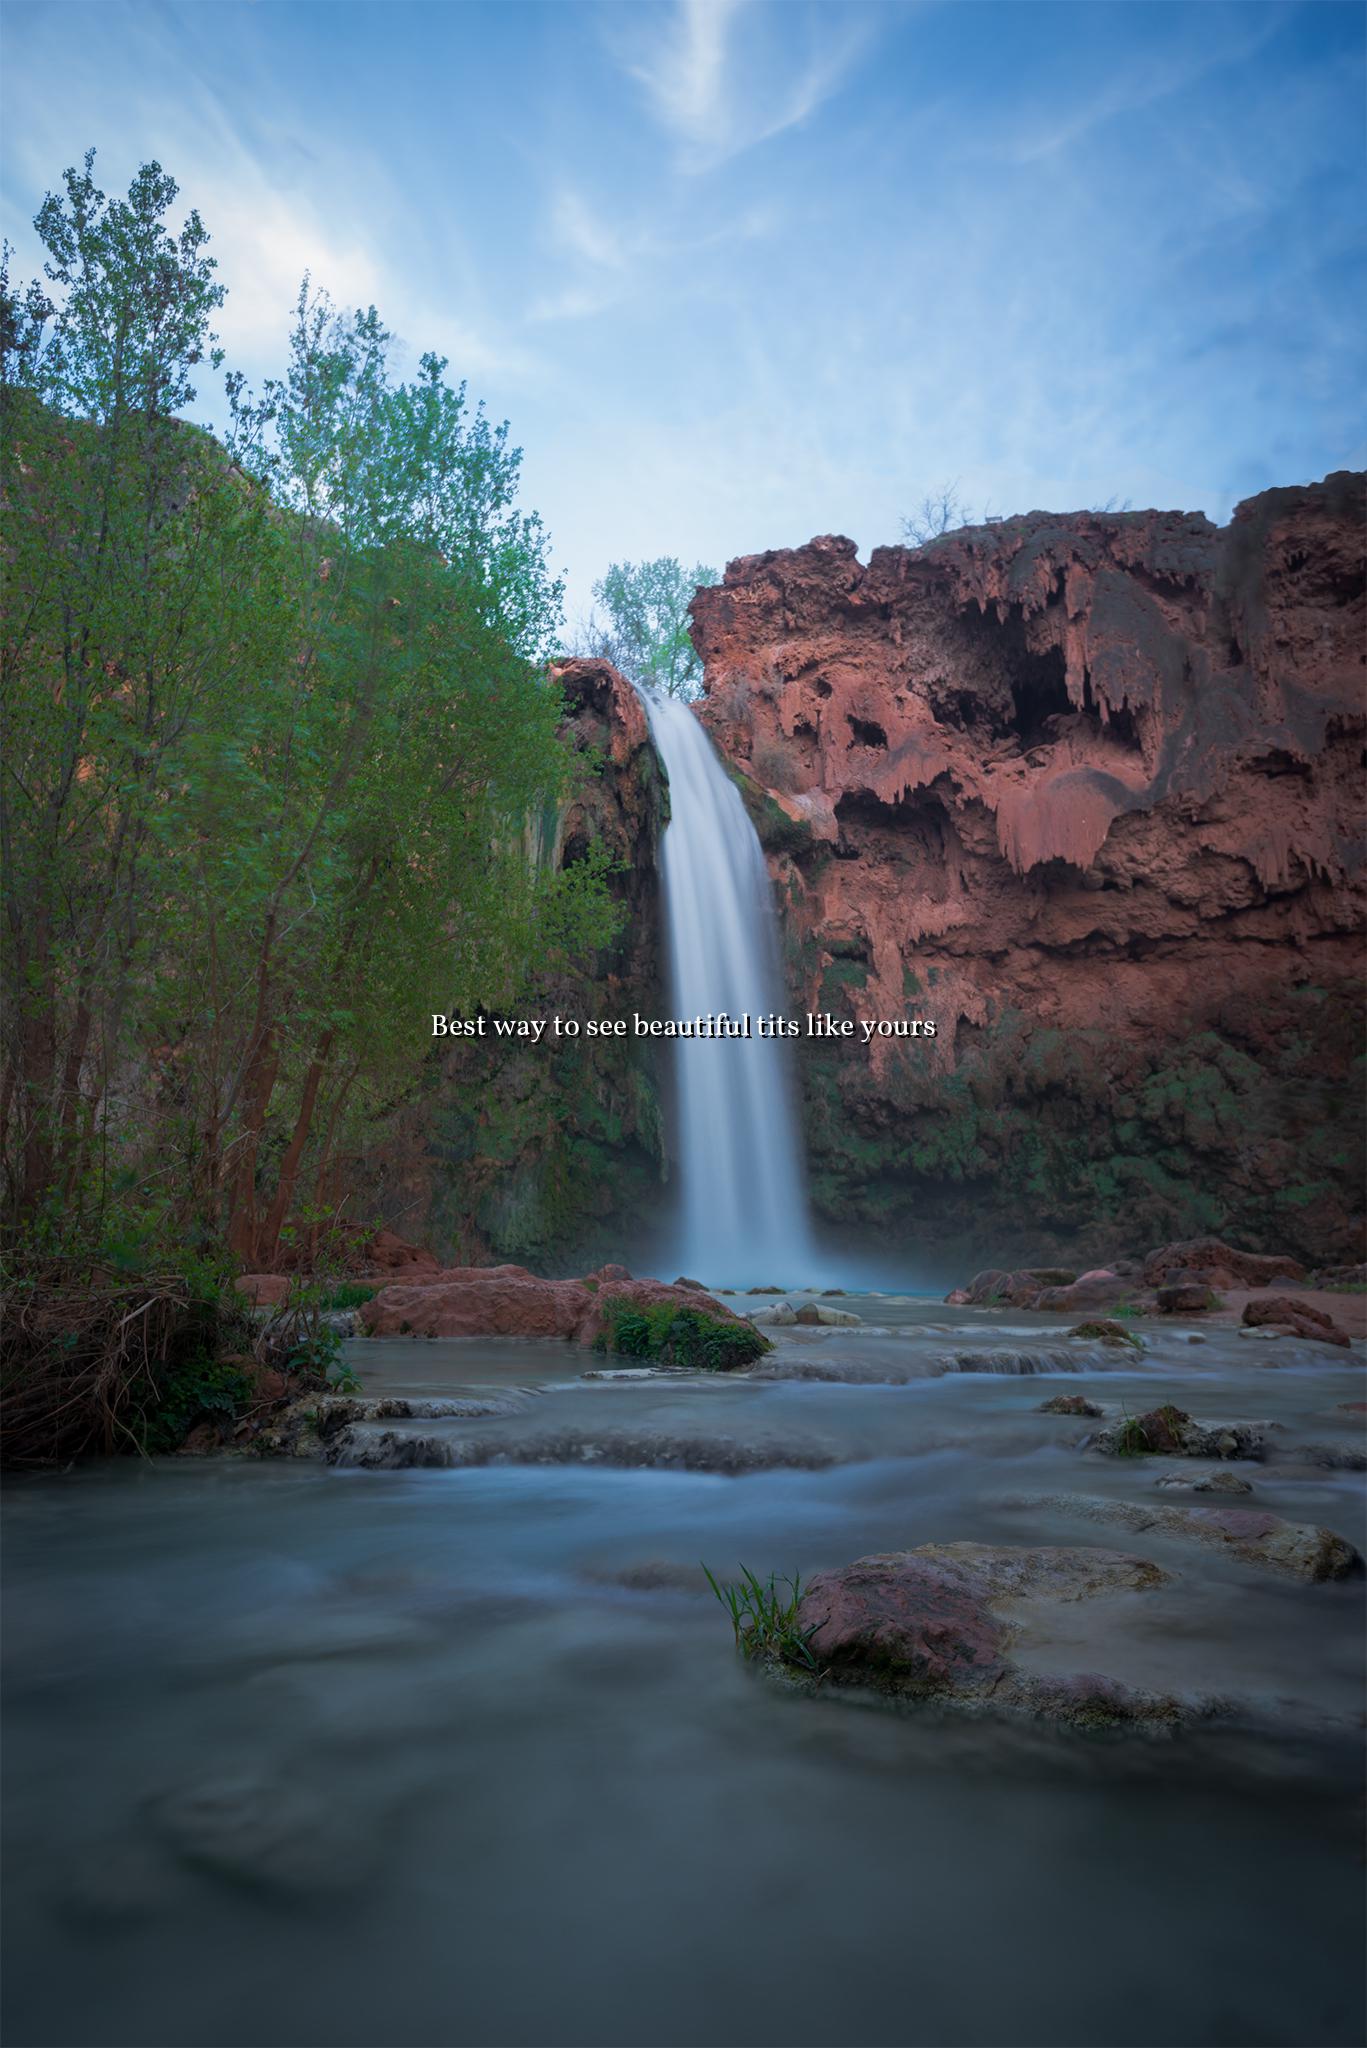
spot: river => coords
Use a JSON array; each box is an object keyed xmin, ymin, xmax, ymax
[{"xmin": 3, "ymin": 1300, "xmax": 1364, "ymax": 2048}]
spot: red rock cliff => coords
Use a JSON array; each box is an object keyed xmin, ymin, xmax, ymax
[{"xmin": 692, "ymin": 473, "xmax": 1366, "ymax": 1268}]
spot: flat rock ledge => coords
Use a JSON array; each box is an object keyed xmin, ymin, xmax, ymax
[
  {"xmin": 1008, "ymin": 1494, "xmax": 1361, "ymax": 1582},
  {"xmin": 250, "ymin": 1393, "xmax": 533, "ymax": 1460},
  {"xmin": 780, "ymin": 1543, "xmax": 1213, "ymax": 1730},
  {"xmin": 327, "ymin": 1423, "xmax": 841, "ymax": 1476},
  {"xmin": 937, "ymin": 1347, "xmax": 1097, "ymax": 1377}
]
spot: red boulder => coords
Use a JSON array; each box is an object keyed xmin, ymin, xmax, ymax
[{"xmin": 1242, "ymin": 1297, "xmax": 1351, "ymax": 1348}]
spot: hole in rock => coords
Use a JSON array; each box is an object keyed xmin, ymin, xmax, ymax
[
  {"xmin": 1101, "ymin": 701, "xmax": 1141, "ymax": 749},
  {"xmin": 847, "ymin": 715, "xmax": 889, "ymax": 749},
  {"xmin": 1009, "ymin": 645, "xmax": 1074, "ymax": 748},
  {"xmin": 813, "ymin": 677, "xmax": 833, "ymax": 698},
  {"xmin": 936, "ymin": 604, "xmax": 1076, "ymax": 747},
  {"xmin": 954, "ymin": 1016, "xmax": 984, "ymax": 1060}
]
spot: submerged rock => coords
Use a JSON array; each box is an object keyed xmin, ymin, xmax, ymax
[
  {"xmin": 1013, "ymin": 1493, "xmax": 1360, "ymax": 1582},
  {"xmin": 1266, "ymin": 1441, "xmax": 1367, "ymax": 1473},
  {"xmin": 585, "ymin": 1561, "xmax": 711, "ymax": 1595},
  {"xmin": 941, "ymin": 1348, "xmax": 1085, "ymax": 1376},
  {"xmin": 750, "ymin": 1357, "xmax": 921, "ymax": 1385},
  {"xmin": 148, "ymin": 1772, "xmax": 373, "ymax": 1896},
  {"xmin": 1039, "ymin": 1394, "xmax": 1105, "ymax": 1417},
  {"xmin": 579, "ymin": 1366, "xmax": 667, "ymax": 1382},
  {"xmin": 1155, "ymin": 1470, "xmax": 1254, "ymax": 1496}
]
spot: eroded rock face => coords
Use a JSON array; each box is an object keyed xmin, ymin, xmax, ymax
[{"xmin": 692, "ymin": 479, "xmax": 1366, "ymax": 1266}]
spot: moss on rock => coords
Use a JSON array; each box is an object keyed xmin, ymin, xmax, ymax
[{"xmin": 595, "ymin": 1297, "xmax": 771, "ymax": 1371}]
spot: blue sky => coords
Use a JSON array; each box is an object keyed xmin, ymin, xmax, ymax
[{"xmin": 3, "ymin": 0, "xmax": 1363, "ymax": 624}]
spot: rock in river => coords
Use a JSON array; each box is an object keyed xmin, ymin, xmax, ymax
[
  {"xmin": 790, "ymin": 1543, "xmax": 1197, "ymax": 1728},
  {"xmin": 1088, "ymin": 1406, "xmax": 1268, "ymax": 1460}
]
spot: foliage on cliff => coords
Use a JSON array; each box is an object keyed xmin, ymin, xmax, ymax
[
  {"xmin": 353, "ymin": 662, "xmax": 671, "ymax": 1271},
  {"xmin": 580, "ymin": 557, "xmax": 719, "ymax": 700},
  {"xmin": 1, "ymin": 152, "xmax": 616, "ymax": 1280}
]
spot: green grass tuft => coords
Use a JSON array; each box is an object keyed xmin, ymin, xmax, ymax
[
  {"xmin": 701, "ymin": 1564, "xmax": 825, "ymax": 1672},
  {"xmin": 311, "ymin": 1281, "xmax": 377, "ymax": 1311}
]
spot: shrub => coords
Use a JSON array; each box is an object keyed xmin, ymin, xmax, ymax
[
  {"xmin": 137, "ymin": 1353, "xmax": 256, "ymax": 1453},
  {"xmin": 0, "ymin": 1270, "xmax": 255, "ymax": 1466}
]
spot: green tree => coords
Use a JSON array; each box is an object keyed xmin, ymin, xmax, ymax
[
  {"xmin": 588, "ymin": 557, "xmax": 718, "ymax": 700},
  {"xmin": 1, "ymin": 154, "xmax": 616, "ymax": 1269},
  {"xmin": 2, "ymin": 156, "xmax": 281, "ymax": 1230}
]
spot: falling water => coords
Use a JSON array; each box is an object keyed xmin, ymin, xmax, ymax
[{"xmin": 638, "ymin": 688, "xmax": 817, "ymax": 1286}]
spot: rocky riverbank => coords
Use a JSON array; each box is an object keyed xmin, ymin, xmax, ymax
[{"xmin": 193, "ymin": 1260, "xmax": 1367, "ymax": 1743}]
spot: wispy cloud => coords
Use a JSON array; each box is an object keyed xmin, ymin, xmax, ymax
[
  {"xmin": 0, "ymin": 6, "xmax": 541, "ymax": 391},
  {"xmin": 528, "ymin": 180, "xmax": 776, "ymax": 324},
  {"xmin": 550, "ymin": 187, "xmax": 628, "ymax": 269},
  {"xmin": 611, "ymin": 0, "xmax": 879, "ymax": 171},
  {"xmin": 635, "ymin": 0, "xmax": 741, "ymax": 155},
  {"xmin": 1001, "ymin": 8, "xmax": 1285, "ymax": 165}
]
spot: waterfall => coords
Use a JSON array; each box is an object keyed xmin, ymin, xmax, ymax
[{"xmin": 638, "ymin": 688, "xmax": 817, "ymax": 1287}]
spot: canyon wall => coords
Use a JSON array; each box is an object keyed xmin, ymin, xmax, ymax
[{"xmin": 692, "ymin": 473, "xmax": 1366, "ymax": 1269}]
